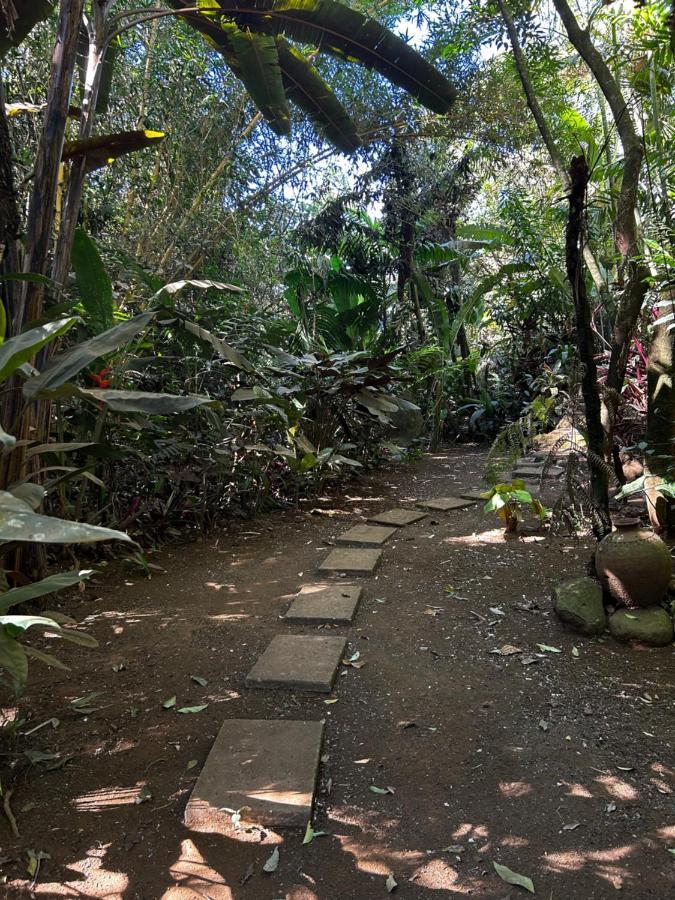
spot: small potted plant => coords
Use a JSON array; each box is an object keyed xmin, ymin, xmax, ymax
[{"xmin": 482, "ymin": 480, "xmax": 548, "ymax": 533}]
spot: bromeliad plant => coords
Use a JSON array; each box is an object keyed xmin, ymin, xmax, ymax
[{"xmin": 482, "ymin": 480, "xmax": 548, "ymax": 534}]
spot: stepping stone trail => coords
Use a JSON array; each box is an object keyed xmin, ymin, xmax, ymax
[
  {"xmin": 337, "ymin": 524, "xmax": 396, "ymax": 547},
  {"xmin": 368, "ymin": 508, "xmax": 427, "ymax": 527},
  {"xmin": 319, "ymin": 547, "xmax": 382, "ymax": 575},
  {"xmin": 246, "ymin": 634, "xmax": 347, "ymax": 692},
  {"xmin": 416, "ymin": 496, "xmax": 475, "ymax": 511},
  {"xmin": 284, "ymin": 585, "xmax": 362, "ymax": 624},
  {"xmin": 184, "ymin": 719, "xmax": 324, "ymax": 828}
]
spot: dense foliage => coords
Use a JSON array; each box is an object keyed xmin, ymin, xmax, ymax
[{"xmin": 0, "ymin": 0, "xmax": 673, "ymax": 690}]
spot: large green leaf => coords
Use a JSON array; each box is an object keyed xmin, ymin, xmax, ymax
[
  {"xmin": 0, "ymin": 491, "xmax": 132, "ymax": 544},
  {"xmin": 276, "ymin": 38, "xmax": 360, "ymax": 152},
  {"xmin": 0, "ymin": 625, "xmax": 28, "ymax": 690},
  {"xmin": 0, "ymin": 1, "xmax": 54, "ymax": 60},
  {"xmin": 71, "ymin": 229, "xmax": 115, "ymax": 332},
  {"xmin": 28, "ymin": 383, "xmax": 218, "ymax": 415},
  {"xmin": 223, "ymin": 24, "xmax": 291, "ymax": 134},
  {"xmin": 215, "ymin": 0, "xmax": 456, "ymax": 114},
  {"xmin": 0, "ymin": 317, "xmax": 79, "ymax": 382},
  {"xmin": 0, "ymin": 569, "xmax": 93, "ymax": 615},
  {"xmin": 182, "ymin": 320, "xmax": 256, "ymax": 372},
  {"xmin": 23, "ymin": 311, "xmax": 156, "ymax": 399}
]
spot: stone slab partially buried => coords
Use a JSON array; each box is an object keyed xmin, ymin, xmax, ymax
[
  {"xmin": 318, "ymin": 547, "xmax": 382, "ymax": 575},
  {"xmin": 184, "ymin": 719, "xmax": 324, "ymax": 829},
  {"xmin": 460, "ymin": 489, "xmax": 487, "ymax": 501},
  {"xmin": 416, "ymin": 496, "xmax": 475, "ymax": 511},
  {"xmin": 336, "ymin": 524, "xmax": 396, "ymax": 547},
  {"xmin": 367, "ymin": 508, "xmax": 428, "ymax": 527},
  {"xmin": 246, "ymin": 634, "xmax": 347, "ymax": 692},
  {"xmin": 284, "ymin": 584, "xmax": 362, "ymax": 624}
]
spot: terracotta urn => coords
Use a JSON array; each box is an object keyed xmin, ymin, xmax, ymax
[{"xmin": 595, "ymin": 521, "xmax": 672, "ymax": 608}]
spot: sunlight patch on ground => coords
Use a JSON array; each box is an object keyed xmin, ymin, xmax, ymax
[
  {"xmin": 28, "ymin": 843, "xmax": 129, "ymax": 897},
  {"xmin": 542, "ymin": 842, "xmax": 640, "ymax": 891},
  {"xmin": 72, "ymin": 782, "xmax": 148, "ymax": 811},
  {"xmin": 451, "ymin": 822, "xmax": 489, "ymax": 841},
  {"xmin": 562, "ymin": 781, "xmax": 594, "ymax": 798},
  {"xmin": 498, "ymin": 781, "xmax": 532, "ymax": 798},
  {"xmin": 163, "ymin": 839, "xmax": 232, "ymax": 899},
  {"xmin": 208, "ymin": 613, "xmax": 250, "ymax": 621},
  {"xmin": 594, "ymin": 774, "xmax": 639, "ymax": 801}
]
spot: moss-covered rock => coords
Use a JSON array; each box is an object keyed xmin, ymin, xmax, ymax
[
  {"xmin": 553, "ymin": 577, "xmax": 606, "ymax": 636},
  {"xmin": 609, "ymin": 607, "xmax": 674, "ymax": 646}
]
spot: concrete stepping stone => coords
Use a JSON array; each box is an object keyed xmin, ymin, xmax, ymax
[
  {"xmin": 336, "ymin": 524, "xmax": 396, "ymax": 547},
  {"xmin": 284, "ymin": 585, "xmax": 362, "ymax": 624},
  {"xmin": 416, "ymin": 496, "xmax": 475, "ymax": 511},
  {"xmin": 246, "ymin": 634, "xmax": 347, "ymax": 692},
  {"xmin": 367, "ymin": 508, "xmax": 427, "ymax": 527},
  {"xmin": 460, "ymin": 489, "xmax": 487, "ymax": 501},
  {"xmin": 184, "ymin": 719, "xmax": 324, "ymax": 829},
  {"xmin": 318, "ymin": 547, "xmax": 382, "ymax": 575}
]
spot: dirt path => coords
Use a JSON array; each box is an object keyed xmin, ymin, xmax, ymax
[{"xmin": 3, "ymin": 448, "xmax": 674, "ymax": 899}]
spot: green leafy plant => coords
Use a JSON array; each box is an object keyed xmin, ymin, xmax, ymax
[{"xmin": 482, "ymin": 479, "xmax": 548, "ymax": 533}]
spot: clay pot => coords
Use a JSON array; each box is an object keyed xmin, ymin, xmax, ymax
[{"xmin": 595, "ymin": 522, "xmax": 672, "ymax": 608}]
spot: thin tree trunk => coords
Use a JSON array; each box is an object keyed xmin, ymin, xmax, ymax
[
  {"xmin": 19, "ymin": 0, "xmax": 84, "ymax": 329},
  {"xmin": 495, "ymin": 0, "xmax": 606, "ymax": 294},
  {"xmin": 551, "ymin": 0, "xmax": 650, "ymax": 454},
  {"xmin": 52, "ymin": 1, "xmax": 112, "ymax": 294},
  {"xmin": 565, "ymin": 154, "xmax": 611, "ymax": 537}
]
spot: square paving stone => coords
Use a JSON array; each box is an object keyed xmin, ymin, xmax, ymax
[
  {"xmin": 367, "ymin": 508, "xmax": 428, "ymax": 527},
  {"xmin": 184, "ymin": 719, "xmax": 324, "ymax": 829},
  {"xmin": 512, "ymin": 467, "xmax": 544, "ymax": 479},
  {"xmin": 284, "ymin": 585, "xmax": 362, "ymax": 624},
  {"xmin": 318, "ymin": 547, "xmax": 382, "ymax": 575},
  {"xmin": 460, "ymin": 489, "xmax": 487, "ymax": 501},
  {"xmin": 336, "ymin": 524, "xmax": 396, "ymax": 547},
  {"xmin": 246, "ymin": 634, "xmax": 347, "ymax": 692},
  {"xmin": 416, "ymin": 496, "xmax": 475, "ymax": 511}
]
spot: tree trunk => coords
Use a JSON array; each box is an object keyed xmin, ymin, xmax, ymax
[
  {"xmin": 18, "ymin": 0, "xmax": 84, "ymax": 330},
  {"xmin": 495, "ymin": 0, "xmax": 606, "ymax": 294},
  {"xmin": 551, "ymin": 0, "xmax": 650, "ymax": 462},
  {"xmin": 565, "ymin": 154, "xmax": 611, "ymax": 538}
]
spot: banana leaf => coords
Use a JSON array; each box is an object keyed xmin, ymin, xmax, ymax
[
  {"xmin": 62, "ymin": 130, "xmax": 165, "ymax": 173},
  {"xmin": 0, "ymin": 0, "xmax": 53, "ymax": 60},
  {"xmin": 222, "ymin": 23, "xmax": 291, "ymax": 134},
  {"xmin": 215, "ymin": 0, "xmax": 455, "ymax": 114}
]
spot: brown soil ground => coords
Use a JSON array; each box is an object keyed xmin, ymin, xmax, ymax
[{"xmin": 1, "ymin": 447, "xmax": 674, "ymax": 899}]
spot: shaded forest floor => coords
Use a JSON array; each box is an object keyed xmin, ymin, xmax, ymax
[{"xmin": 3, "ymin": 447, "xmax": 674, "ymax": 899}]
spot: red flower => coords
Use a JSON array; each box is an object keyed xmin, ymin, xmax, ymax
[{"xmin": 88, "ymin": 366, "xmax": 112, "ymax": 388}]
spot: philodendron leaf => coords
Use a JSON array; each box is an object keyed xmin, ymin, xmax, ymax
[
  {"xmin": 493, "ymin": 862, "xmax": 535, "ymax": 893},
  {"xmin": 0, "ymin": 491, "xmax": 131, "ymax": 544},
  {"xmin": 0, "ymin": 317, "xmax": 79, "ymax": 382},
  {"xmin": 0, "ymin": 625, "xmax": 28, "ymax": 690},
  {"xmin": 23, "ymin": 311, "xmax": 156, "ymax": 399},
  {"xmin": 71, "ymin": 228, "xmax": 115, "ymax": 331},
  {"xmin": 0, "ymin": 569, "xmax": 92, "ymax": 615}
]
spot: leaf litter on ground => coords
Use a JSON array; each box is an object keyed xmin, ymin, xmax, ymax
[
  {"xmin": 493, "ymin": 861, "xmax": 535, "ymax": 893},
  {"xmin": 262, "ymin": 846, "xmax": 279, "ymax": 873}
]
